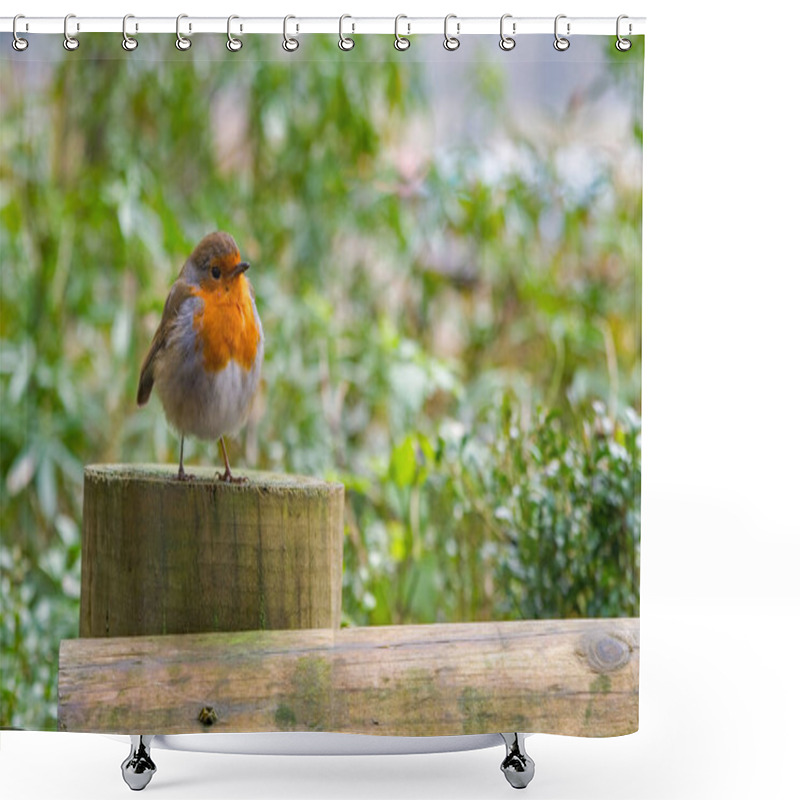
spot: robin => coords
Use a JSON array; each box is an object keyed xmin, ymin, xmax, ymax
[{"xmin": 137, "ymin": 232, "xmax": 263, "ymax": 482}]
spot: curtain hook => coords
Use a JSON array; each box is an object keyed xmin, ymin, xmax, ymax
[
  {"xmin": 339, "ymin": 14, "xmax": 355, "ymax": 51},
  {"xmin": 616, "ymin": 15, "xmax": 632, "ymax": 51},
  {"xmin": 394, "ymin": 14, "xmax": 410, "ymax": 51},
  {"xmin": 122, "ymin": 14, "xmax": 138, "ymax": 51},
  {"xmin": 499, "ymin": 14, "xmax": 516, "ymax": 51},
  {"xmin": 63, "ymin": 13, "xmax": 79, "ymax": 51},
  {"xmin": 227, "ymin": 15, "xmax": 243, "ymax": 51},
  {"xmin": 175, "ymin": 14, "xmax": 191, "ymax": 50},
  {"xmin": 283, "ymin": 15, "xmax": 299, "ymax": 52},
  {"xmin": 553, "ymin": 14, "xmax": 570, "ymax": 51},
  {"xmin": 12, "ymin": 14, "xmax": 29, "ymax": 51},
  {"xmin": 443, "ymin": 14, "xmax": 460, "ymax": 51}
]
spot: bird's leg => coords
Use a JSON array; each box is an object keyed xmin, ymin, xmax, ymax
[
  {"xmin": 176, "ymin": 435, "xmax": 194, "ymax": 481},
  {"xmin": 216, "ymin": 437, "xmax": 247, "ymax": 483}
]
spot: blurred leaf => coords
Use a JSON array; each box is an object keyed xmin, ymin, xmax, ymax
[{"xmin": 389, "ymin": 436, "xmax": 417, "ymax": 489}]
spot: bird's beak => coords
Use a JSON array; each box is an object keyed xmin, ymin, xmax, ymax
[{"xmin": 232, "ymin": 261, "xmax": 250, "ymax": 277}]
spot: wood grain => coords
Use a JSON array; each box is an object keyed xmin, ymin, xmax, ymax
[
  {"xmin": 59, "ymin": 618, "xmax": 639, "ymax": 737},
  {"xmin": 79, "ymin": 465, "xmax": 344, "ymax": 637}
]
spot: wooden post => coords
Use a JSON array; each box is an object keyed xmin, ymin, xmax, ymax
[{"xmin": 80, "ymin": 464, "xmax": 344, "ymax": 637}]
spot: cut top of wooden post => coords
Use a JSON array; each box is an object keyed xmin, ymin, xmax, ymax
[{"xmin": 80, "ymin": 464, "xmax": 344, "ymax": 638}]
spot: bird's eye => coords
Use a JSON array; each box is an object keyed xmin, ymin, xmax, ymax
[{"xmin": 211, "ymin": 266, "xmax": 221, "ymax": 279}]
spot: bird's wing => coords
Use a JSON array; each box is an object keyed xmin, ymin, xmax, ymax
[{"xmin": 136, "ymin": 280, "xmax": 196, "ymax": 406}]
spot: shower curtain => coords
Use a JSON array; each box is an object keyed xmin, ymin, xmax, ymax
[{"xmin": 1, "ymin": 25, "xmax": 643, "ymax": 750}]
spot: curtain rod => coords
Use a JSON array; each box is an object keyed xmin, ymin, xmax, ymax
[{"xmin": 1, "ymin": 16, "xmax": 646, "ymax": 37}]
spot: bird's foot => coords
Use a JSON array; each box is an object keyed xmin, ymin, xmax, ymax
[
  {"xmin": 176, "ymin": 467, "xmax": 195, "ymax": 482},
  {"xmin": 215, "ymin": 468, "xmax": 248, "ymax": 484}
]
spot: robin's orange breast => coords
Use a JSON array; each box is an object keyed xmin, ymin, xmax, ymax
[{"xmin": 191, "ymin": 278, "xmax": 260, "ymax": 373}]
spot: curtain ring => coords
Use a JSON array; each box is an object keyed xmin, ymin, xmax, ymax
[
  {"xmin": 63, "ymin": 13, "xmax": 79, "ymax": 51},
  {"xmin": 339, "ymin": 14, "xmax": 355, "ymax": 51},
  {"xmin": 394, "ymin": 14, "xmax": 410, "ymax": 51},
  {"xmin": 443, "ymin": 14, "xmax": 460, "ymax": 51},
  {"xmin": 12, "ymin": 15, "xmax": 29, "ymax": 51},
  {"xmin": 227, "ymin": 15, "xmax": 243, "ymax": 51},
  {"xmin": 553, "ymin": 14, "xmax": 570, "ymax": 51},
  {"xmin": 283, "ymin": 15, "xmax": 299, "ymax": 51},
  {"xmin": 122, "ymin": 14, "xmax": 138, "ymax": 51},
  {"xmin": 616, "ymin": 15, "xmax": 632, "ymax": 51},
  {"xmin": 175, "ymin": 14, "xmax": 191, "ymax": 50},
  {"xmin": 499, "ymin": 14, "xmax": 516, "ymax": 51}
]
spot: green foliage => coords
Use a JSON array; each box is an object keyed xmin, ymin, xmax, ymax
[
  {"xmin": 1, "ymin": 35, "xmax": 643, "ymax": 729},
  {"xmin": 1, "ymin": 528, "xmax": 81, "ymax": 728},
  {"xmin": 468, "ymin": 396, "xmax": 640, "ymax": 619},
  {"xmin": 341, "ymin": 392, "xmax": 639, "ymax": 627}
]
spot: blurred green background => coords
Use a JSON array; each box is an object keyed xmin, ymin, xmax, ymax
[{"xmin": 0, "ymin": 34, "xmax": 642, "ymax": 730}]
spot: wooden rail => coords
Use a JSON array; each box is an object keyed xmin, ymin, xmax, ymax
[{"xmin": 59, "ymin": 618, "xmax": 639, "ymax": 737}]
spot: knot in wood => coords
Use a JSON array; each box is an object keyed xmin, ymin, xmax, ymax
[
  {"xmin": 198, "ymin": 706, "xmax": 218, "ymax": 726},
  {"xmin": 576, "ymin": 631, "xmax": 631, "ymax": 673}
]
